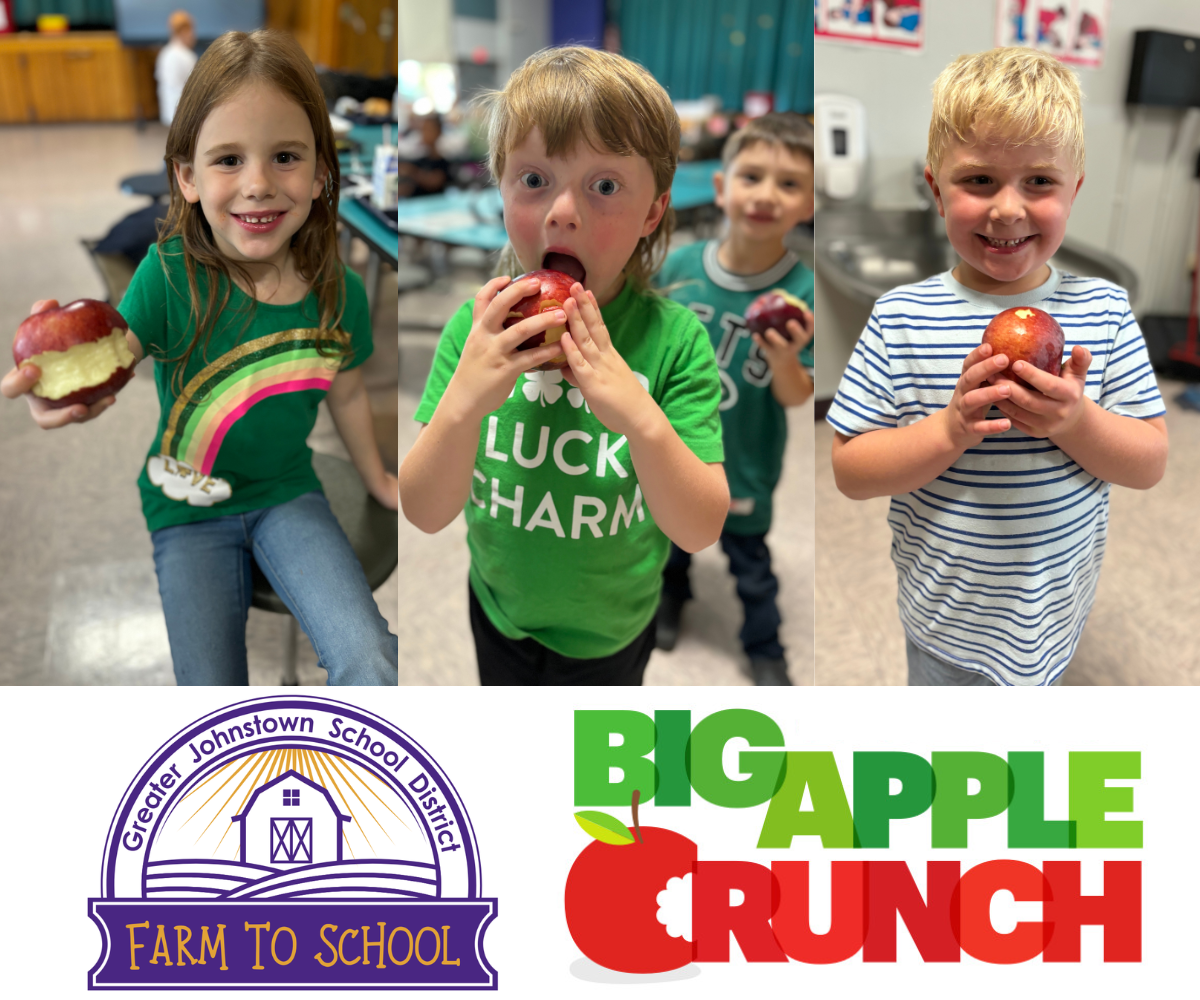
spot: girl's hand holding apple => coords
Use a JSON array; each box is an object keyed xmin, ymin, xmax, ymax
[{"xmin": 2, "ymin": 299, "xmax": 127, "ymax": 428}]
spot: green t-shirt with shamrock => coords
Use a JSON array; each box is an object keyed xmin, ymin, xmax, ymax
[
  {"xmin": 119, "ymin": 238, "xmax": 373, "ymax": 533},
  {"xmin": 414, "ymin": 280, "xmax": 724, "ymax": 658},
  {"xmin": 657, "ymin": 239, "xmax": 814, "ymax": 536}
]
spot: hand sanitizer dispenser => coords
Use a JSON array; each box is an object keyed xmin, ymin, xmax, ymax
[{"xmin": 815, "ymin": 94, "xmax": 867, "ymax": 201}]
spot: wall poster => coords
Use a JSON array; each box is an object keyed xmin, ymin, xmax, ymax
[
  {"xmin": 815, "ymin": 0, "xmax": 924, "ymax": 53},
  {"xmin": 995, "ymin": 0, "xmax": 1110, "ymax": 68}
]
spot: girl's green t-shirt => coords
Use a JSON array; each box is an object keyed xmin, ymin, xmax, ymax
[
  {"xmin": 118, "ymin": 238, "xmax": 373, "ymax": 533},
  {"xmin": 414, "ymin": 281, "xmax": 724, "ymax": 659}
]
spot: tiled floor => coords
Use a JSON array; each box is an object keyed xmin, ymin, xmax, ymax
[
  {"xmin": 815, "ymin": 377, "xmax": 1200, "ymax": 685},
  {"xmin": 397, "ymin": 257, "xmax": 816, "ymax": 686},
  {"xmin": 0, "ymin": 123, "xmax": 397, "ymax": 684}
]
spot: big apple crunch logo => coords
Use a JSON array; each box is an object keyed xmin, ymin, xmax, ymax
[
  {"xmin": 566, "ymin": 710, "xmax": 1142, "ymax": 972},
  {"xmin": 88, "ymin": 697, "xmax": 497, "ymax": 990}
]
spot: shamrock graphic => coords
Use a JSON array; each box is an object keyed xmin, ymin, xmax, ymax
[
  {"xmin": 522, "ymin": 369, "xmax": 565, "ymax": 406},
  {"xmin": 524, "ymin": 369, "xmax": 650, "ymax": 411}
]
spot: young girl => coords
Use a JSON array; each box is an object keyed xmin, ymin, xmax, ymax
[
  {"xmin": 2, "ymin": 31, "xmax": 398, "ymax": 685},
  {"xmin": 399, "ymin": 47, "xmax": 729, "ymax": 685}
]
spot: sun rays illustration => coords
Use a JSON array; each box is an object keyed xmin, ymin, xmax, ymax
[{"xmin": 149, "ymin": 748, "xmax": 433, "ymax": 866}]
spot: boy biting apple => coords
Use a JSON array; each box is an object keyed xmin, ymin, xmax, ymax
[
  {"xmin": 828, "ymin": 48, "xmax": 1167, "ymax": 686},
  {"xmin": 655, "ymin": 113, "xmax": 815, "ymax": 686}
]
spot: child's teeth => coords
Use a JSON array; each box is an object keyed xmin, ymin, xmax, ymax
[{"xmin": 987, "ymin": 236, "xmax": 1029, "ymax": 246}]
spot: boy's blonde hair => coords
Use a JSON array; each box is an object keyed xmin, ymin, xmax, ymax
[
  {"xmin": 927, "ymin": 47, "xmax": 1085, "ymax": 178},
  {"xmin": 476, "ymin": 46, "xmax": 680, "ymax": 292}
]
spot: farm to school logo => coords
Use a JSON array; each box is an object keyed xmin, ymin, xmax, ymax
[
  {"xmin": 566, "ymin": 709, "xmax": 1144, "ymax": 972},
  {"xmin": 88, "ymin": 697, "xmax": 496, "ymax": 990}
]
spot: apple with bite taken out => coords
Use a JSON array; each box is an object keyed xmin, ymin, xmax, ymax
[
  {"xmin": 13, "ymin": 299, "xmax": 135, "ymax": 408},
  {"xmin": 563, "ymin": 791, "xmax": 696, "ymax": 974},
  {"xmin": 980, "ymin": 306, "xmax": 1065, "ymax": 387},
  {"xmin": 504, "ymin": 269, "xmax": 576, "ymax": 372},
  {"xmin": 744, "ymin": 288, "xmax": 809, "ymax": 342}
]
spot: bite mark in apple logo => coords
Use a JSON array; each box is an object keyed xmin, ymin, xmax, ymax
[{"xmin": 564, "ymin": 790, "xmax": 698, "ymax": 974}]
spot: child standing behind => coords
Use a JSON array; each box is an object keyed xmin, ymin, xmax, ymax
[
  {"xmin": 399, "ymin": 47, "xmax": 728, "ymax": 685},
  {"xmin": 655, "ymin": 113, "xmax": 815, "ymax": 686},
  {"xmin": 828, "ymin": 49, "xmax": 1168, "ymax": 686}
]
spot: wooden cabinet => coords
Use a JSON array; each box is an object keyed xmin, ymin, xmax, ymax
[
  {"xmin": 0, "ymin": 32, "xmax": 137, "ymax": 124},
  {"xmin": 0, "ymin": 45, "xmax": 34, "ymax": 122},
  {"xmin": 268, "ymin": 0, "xmax": 398, "ymax": 78}
]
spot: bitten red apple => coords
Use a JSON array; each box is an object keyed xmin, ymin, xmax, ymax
[
  {"xmin": 564, "ymin": 825, "xmax": 697, "ymax": 974},
  {"xmin": 504, "ymin": 269, "xmax": 575, "ymax": 372},
  {"xmin": 744, "ymin": 288, "xmax": 809, "ymax": 341},
  {"xmin": 981, "ymin": 306, "xmax": 1065, "ymax": 386},
  {"xmin": 13, "ymin": 299, "xmax": 135, "ymax": 408}
]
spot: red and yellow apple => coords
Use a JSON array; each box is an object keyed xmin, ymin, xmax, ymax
[
  {"xmin": 564, "ymin": 824, "xmax": 697, "ymax": 974},
  {"xmin": 744, "ymin": 288, "xmax": 809, "ymax": 341},
  {"xmin": 504, "ymin": 269, "xmax": 576, "ymax": 371},
  {"xmin": 981, "ymin": 306, "xmax": 1065, "ymax": 386},
  {"xmin": 13, "ymin": 299, "xmax": 135, "ymax": 408}
]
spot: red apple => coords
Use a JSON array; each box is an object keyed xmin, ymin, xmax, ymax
[
  {"xmin": 564, "ymin": 825, "xmax": 697, "ymax": 974},
  {"xmin": 981, "ymin": 306, "xmax": 1065, "ymax": 386},
  {"xmin": 744, "ymin": 288, "xmax": 809, "ymax": 341},
  {"xmin": 13, "ymin": 299, "xmax": 135, "ymax": 408},
  {"xmin": 504, "ymin": 269, "xmax": 576, "ymax": 372}
]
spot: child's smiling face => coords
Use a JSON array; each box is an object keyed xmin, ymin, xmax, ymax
[
  {"xmin": 500, "ymin": 127, "xmax": 669, "ymax": 307},
  {"xmin": 716, "ymin": 141, "xmax": 814, "ymax": 245},
  {"xmin": 926, "ymin": 131, "xmax": 1083, "ymax": 295},
  {"xmin": 176, "ymin": 81, "xmax": 328, "ymax": 274}
]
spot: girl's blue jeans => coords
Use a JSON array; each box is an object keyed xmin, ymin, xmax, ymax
[{"xmin": 151, "ymin": 491, "xmax": 398, "ymax": 685}]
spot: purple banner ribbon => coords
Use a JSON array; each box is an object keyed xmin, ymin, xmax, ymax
[{"xmin": 89, "ymin": 899, "xmax": 497, "ymax": 990}]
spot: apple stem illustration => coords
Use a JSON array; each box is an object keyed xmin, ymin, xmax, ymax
[{"xmin": 631, "ymin": 789, "xmax": 643, "ymax": 843}]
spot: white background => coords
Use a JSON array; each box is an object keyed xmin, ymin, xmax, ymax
[{"xmin": 1, "ymin": 686, "xmax": 1195, "ymax": 999}]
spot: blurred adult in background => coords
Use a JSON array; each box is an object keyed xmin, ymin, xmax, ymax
[
  {"xmin": 156, "ymin": 10, "xmax": 198, "ymax": 126},
  {"xmin": 397, "ymin": 113, "xmax": 450, "ymax": 198}
]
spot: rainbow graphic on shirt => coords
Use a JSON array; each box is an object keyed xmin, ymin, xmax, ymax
[{"xmin": 159, "ymin": 327, "xmax": 347, "ymax": 476}]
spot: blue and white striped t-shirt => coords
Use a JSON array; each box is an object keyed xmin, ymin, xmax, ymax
[{"xmin": 827, "ymin": 267, "xmax": 1165, "ymax": 685}]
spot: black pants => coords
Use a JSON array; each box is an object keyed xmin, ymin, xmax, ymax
[
  {"xmin": 468, "ymin": 585, "xmax": 655, "ymax": 685},
  {"xmin": 662, "ymin": 531, "xmax": 784, "ymax": 659}
]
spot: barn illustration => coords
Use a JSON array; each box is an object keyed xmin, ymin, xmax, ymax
[{"xmin": 231, "ymin": 770, "xmax": 352, "ymax": 869}]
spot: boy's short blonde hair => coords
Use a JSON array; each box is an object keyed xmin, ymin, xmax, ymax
[
  {"xmin": 476, "ymin": 46, "xmax": 680, "ymax": 291},
  {"xmin": 927, "ymin": 47, "xmax": 1085, "ymax": 177}
]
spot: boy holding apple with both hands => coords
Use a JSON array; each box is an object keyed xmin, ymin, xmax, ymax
[{"xmin": 828, "ymin": 49, "xmax": 1167, "ymax": 686}]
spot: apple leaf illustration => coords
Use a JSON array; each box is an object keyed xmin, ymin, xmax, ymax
[{"xmin": 574, "ymin": 810, "xmax": 635, "ymax": 846}]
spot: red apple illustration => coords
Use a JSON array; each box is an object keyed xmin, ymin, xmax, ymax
[
  {"xmin": 505, "ymin": 267, "xmax": 579, "ymax": 372},
  {"xmin": 13, "ymin": 298, "xmax": 135, "ymax": 408},
  {"xmin": 564, "ymin": 790, "xmax": 696, "ymax": 974},
  {"xmin": 744, "ymin": 288, "xmax": 809, "ymax": 341},
  {"xmin": 981, "ymin": 306, "xmax": 1065, "ymax": 387}
]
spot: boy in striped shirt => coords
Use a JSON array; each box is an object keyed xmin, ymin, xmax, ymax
[{"xmin": 827, "ymin": 48, "xmax": 1168, "ymax": 686}]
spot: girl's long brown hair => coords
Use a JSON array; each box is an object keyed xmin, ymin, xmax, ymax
[{"xmin": 158, "ymin": 29, "xmax": 345, "ymax": 390}]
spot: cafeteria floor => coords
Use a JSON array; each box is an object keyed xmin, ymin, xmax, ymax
[
  {"xmin": 0, "ymin": 123, "xmax": 398, "ymax": 684},
  {"xmin": 397, "ymin": 238, "xmax": 816, "ymax": 685},
  {"xmin": 815, "ymin": 377, "xmax": 1200, "ymax": 685}
]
